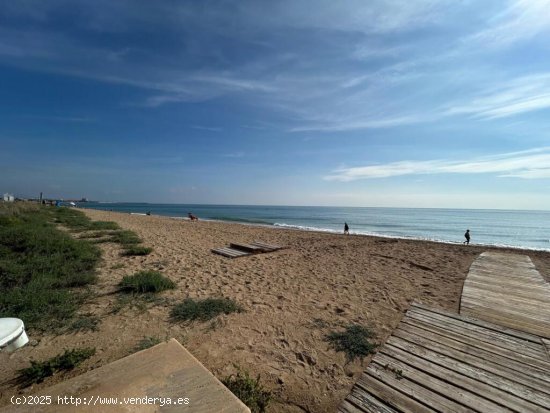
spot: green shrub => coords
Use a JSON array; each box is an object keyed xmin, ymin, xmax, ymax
[
  {"xmin": 79, "ymin": 231, "xmax": 112, "ymax": 239},
  {"xmin": 52, "ymin": 208, "xmax": 93, "ymax": 231},
  {"xmin": 16, "ymin": 348, "xmax": 95, "ymax": 387},
  {"xmin": 109, "ymin": 230, "xmax": 142, "ymax": 245},
  {"xmin": 134, "ymin": 336, "xmax": 162, "ymax": 351},
  {"xmin": 68, "ymin": 315, "xmax": 101, "ymax": 332},
  {"xmin": 119, "ymin": 271, "xmax": 175, "ymax": 293},
  {"xmin": 88, "ymin": 221, "xmax": 120, "ymax": 231},
  {"xmin": 0, "ymin": 206, "xmax": 100, "ymax": 330},
  {"xmin": 222, "ymin": 370, "xmax": 271, "ymax": 413},
  {"xmin": 171, "ymin": 298, "xmax": 243, "ymax": 322},
  {"xmin": 326, "ymin": 325, "xmax": 378, "ymax": 361}
]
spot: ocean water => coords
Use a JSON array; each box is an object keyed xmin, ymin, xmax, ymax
[{"xmin": 78, "ymin": 203, "xmax": 550, "ymax": 251}]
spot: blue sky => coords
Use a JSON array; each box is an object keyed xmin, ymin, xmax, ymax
[{"xmin": 1, "ymin": 0, "xmax": 550, "ymax": 209}]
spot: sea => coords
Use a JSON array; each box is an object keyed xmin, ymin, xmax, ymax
[{"xmin": 77, "ymin": 203, "xmax": 550, "ymax": 252}]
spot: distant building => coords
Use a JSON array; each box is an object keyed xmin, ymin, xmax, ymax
[{"xmin": 3, "ymin": 193, "xmax": 15, "ymax": 202}]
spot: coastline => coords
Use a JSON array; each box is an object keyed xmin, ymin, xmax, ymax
[
  {"xmin": 2, "ymin": 208, "xmax": 549, "ymax": 412},
  {"xmin": 79, "ymin": 205, "xmax": 550, "ymax": 253}
]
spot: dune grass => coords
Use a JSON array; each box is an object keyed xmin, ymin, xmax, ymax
[
  {"xmin": 222, "ymin": 370, "xmax": 271, "ymax": 413},
  {"xmin": 134, "ymin": 336, "xmax": 163, "ymax": 352},
  {"xmin": 0, "ymin": 204, "xmax": 100, "ymax": 330},
  {"xmin": 53, "ymin": 207, "xmax": 119, "ymax": 232},
  {"xmin": 326, "ymin": 324, "xmax": 378, "ymax": 361},
  {"xmin": 67, "ymin": 314, "xmax": 101, "ymax": 332},
  {"xmin": 108, "ymin": 230, "xmax": 142, "ymax": 245},
  {"xmin": 171, "ymin": 298, "xmax": 243, "ymax": 322},
  {"xmin": 15, "ymin": 348, "xmax": 95, "ymax": 387},
  {"xmin": 52, "ymin": 207, "xmax": 152, "ymax": 256},
  {"xmin": 119, "ymin": 271, "xmax": 175, "ymax": 293}
]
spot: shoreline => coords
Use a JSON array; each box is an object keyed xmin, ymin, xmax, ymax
[{"xmin": 88, "ymin": 207, "xmax": 550, "ymax": 253}]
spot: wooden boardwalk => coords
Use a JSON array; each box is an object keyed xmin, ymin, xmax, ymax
[
  {"xmin": 339, "ymin": 303, "xmax": 550, "ymax": 413},
  {"xmin": 460, "ymin": 252, "xmax": 550, "ymax": 339}
]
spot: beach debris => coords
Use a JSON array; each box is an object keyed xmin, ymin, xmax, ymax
[
  {"xmin": 409, "ymin": 262, "xmax": 434, "ymax": 272},
  {"xmin": 212, "ymin": 241, "xmax": 284, "ymax": 258}
]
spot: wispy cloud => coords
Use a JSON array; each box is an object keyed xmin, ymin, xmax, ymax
[
  {"xmin": 467, "ymin": 0, "xmax": 550, "ymax": 48},
  {"xmin": 290, "ymin": 115, "xmax": 428, "ymax": 132},
  {"xmin": 445, "ymin": 73, "xmax": 550, "ymax": 119},
  {"xmin": 325, "ymin": 147, "xmax": 550, "ymax": 181},
  {"xmin": 2, "ymin": 0, "xmax": 550, "ymax": 133}
]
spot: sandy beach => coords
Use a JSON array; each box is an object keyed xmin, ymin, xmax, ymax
[{"xmin": 2, "ymin": 209, "xmax": 550, "ymax": 412}]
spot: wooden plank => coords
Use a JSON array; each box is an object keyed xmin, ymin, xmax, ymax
[
  {"xmin": 396, "ymin": 322, "xmax": 550, "ymax": 383},
  {"xmin": 338, "ymin": 399, "xmax": 368, "ymax": 413},
  {"xmin": 462, "ymin": 285, "xmax": 550, "ymax": 303},
  {"xmin": 392, "ymin": 327, "xmax": 550, "ymax": 394},
  {"xmin": 460, "ymin": 296, "xmax": 550, "ymax": 321},
  {"xmin": 370, "ymin": 355, "xmax": 511, "ymax": 413},
  {"xmin": 251, "ymin": 241, "xmax": 283, "ymax": 251},
  {"xmin": 543, "ymin": 339, "xmax": 550, "ymax": 359},
  {"xmin": 405, "ymin": 311, "xmax": 547, "ymax": 360},
  {"xmin": 462, "ymin": 280, "xmax": 550, "ymax": 301},
  {"xmin": 464, "ymin": 277, "xmax": 550, "ymax": 294},
  {"xmin": 400, "ymin": 317, "xmax": 550, "ymax": 370},
  {"xmin": 381, "ymin": 344, "xmax": 548, "ymax": 413},
  {"xmin": 211, "ymin": 248, "xmax": 232, "ymax": 258},
  {"xmin": 409, "ymin": 306, "xmax": 545, "ymax": 352},
  {"xmin": 2, "ymin": 339, "xmax": 250, "ymax": 413},
  {"xmin": 411, "ymin": 303, "xmax": 543, "ymax": 343},
  {"xmin": 460, "ymin": 303, "xmax": 550, "ymax": 339},
  {"xmin": 355, "ymin": 373, "xmax": 437, "ymax": 413},
  {"xmin": 367, "ymin": 360, "xmax": 477, "ymax": 413},
  {"xmin": 385, "ymin": 337, "xmax": 550, "ymax": 410},
  {"xmin": 461, "ymin": 289, "xmax": 550, "ymax": 308},
  {"xmin": 344, "ymin": 388, "xmax": 400, "ymax": 413},
  {"xmin": 229, "ymin": 242, "xmax": 263, "ymax": 253},
  {"xmin": 215, "ymin": 248, "xmax": 239, "ymax": 258},
  {"xmin": 464, "ymin": 276, "xmax": 548, "ymax": 292},
  {"xmin": 471, "ymin": 260, "xmax": 538, "ymax": 270},
  {"xmin": 211, "ymin": 248, "xmax": 251, "ymax": 258},
  {"xmin": 452, "ymin": 299, "xmax": 550, "ymax": 336}
]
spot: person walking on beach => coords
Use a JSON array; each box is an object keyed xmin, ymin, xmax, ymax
[
  {"xmin": 344, "ymin": 222, "xmax": 349, "ymax": 235},
  {"xmin": 464, "ymin": 229, "xmax": 470, "ymax": 245}
]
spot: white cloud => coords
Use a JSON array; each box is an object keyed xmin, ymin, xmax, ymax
[
  {"xmin": 325, "ymin": 147, "xmax": 550, "ymax": 181},
  {"xmin": 445, "ymin": 73, "xmax": 550, "ymax": 119},
  {"xmin": 467, "ymin": 0, "xmax": 550, "ymax": 47},
  {"xmin": 2, "ymin": 0, "xmax": 550, "ymax": 133},
  {"xmin": 290, "ymin": 115, "xmax": 427, "ymax": 132}
]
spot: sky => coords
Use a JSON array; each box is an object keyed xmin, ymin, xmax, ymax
[{"xmin": 1, "ymin": 0, "xmax": 550, "ymax": 209}]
